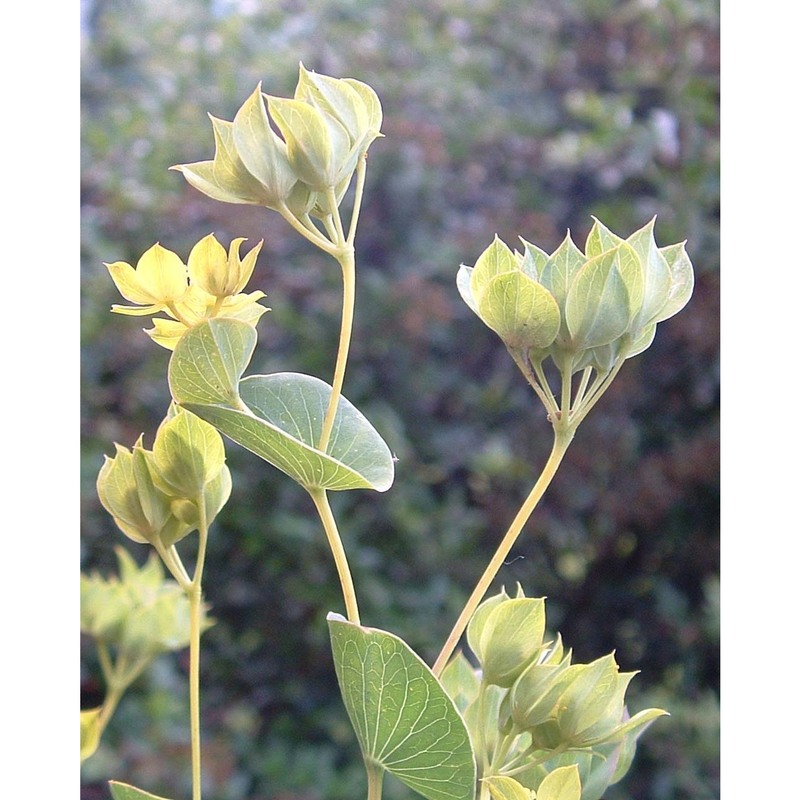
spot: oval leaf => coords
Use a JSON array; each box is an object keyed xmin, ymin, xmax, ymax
[
  {"xmin": 109, "ymin": 782, "xmax": 174, "ymax": 800},
  {"xmin": 328, "ymin": 613, "xmax": 476, "ymax": 800}
]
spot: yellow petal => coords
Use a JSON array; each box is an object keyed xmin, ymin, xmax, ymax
[
  {"xmin": 136, "ymin": 243, "xmax": 189, "ymax": 303},
  {"xmin": 188, "ymin": 233, "xmax": 230, "ymax": 297},
  {"xmin": 105, "ymin": 261, "xmax": 157, "ymax": 305}
]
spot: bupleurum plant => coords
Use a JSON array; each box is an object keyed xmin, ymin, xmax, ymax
[{"xmin": 82, "ymin": 64, "xmax": 694, "ymax": 800}]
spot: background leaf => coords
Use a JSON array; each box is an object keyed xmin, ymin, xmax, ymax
[{"xmin": 328, "ymin": 613, "xmax": 476, "ymax": 800}]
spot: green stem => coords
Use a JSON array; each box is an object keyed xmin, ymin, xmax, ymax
[
  {"xmin": 570, "ymin": 354, "xmax": 627, "ymax": 427},
  {"xmin": 186, "ymin": 499, "xmax": 210, "ymax": 800},
  {"xmin": 308, "ymin": 487, "xmax": 360, "ymax": 624},
  {"xmin": 432, "ymin": 428, "xmax": 574, "ymax": 676},
  {"xmin": 317, "ymin": 245, "xmax": 356, "ymax": 453},
  {"xmin": 366, "ymin": 760, "xmax": 385, "ymax": 800}
]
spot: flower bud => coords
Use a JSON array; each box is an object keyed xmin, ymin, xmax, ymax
[{"xmin": 267, "ymin": 94, "xmax": 351, "ymax": 192}]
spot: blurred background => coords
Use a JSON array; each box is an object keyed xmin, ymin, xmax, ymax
[{"xmin": 80, "ymin": 1, "xmax": 719, "ymax": 798}]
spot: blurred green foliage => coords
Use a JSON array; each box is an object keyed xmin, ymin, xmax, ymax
[{"xmin": 81, "ymin": 1, "xmax": 719, "ymax": 798}]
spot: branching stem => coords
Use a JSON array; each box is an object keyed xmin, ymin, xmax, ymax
[{"xmin": 432, "ymin": 427, "xmax": 574, "ymax": 676}]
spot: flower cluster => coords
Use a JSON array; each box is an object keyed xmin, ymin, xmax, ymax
[
  {"xmin": 172, "ymin": 64, "xmax": 383, "ymax": 220},
  {"xmin": 458, "ymin": 218, "xmax": 694, "ymax": 376},
  {"xmin": 442, "ymin": 587, "xmax": 666, "ymax": 800},
  {"xmin": 105, "ymin": 234, "xmax": 267, "ymax": 349}
]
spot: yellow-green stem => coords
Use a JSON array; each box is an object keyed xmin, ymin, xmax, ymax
[
  {"xmin": 317, "ymin": 246, "xmax": 356, "ymax": 453},
  {"xmin": 309, "ymin": 487, "xmax": 360, "ymax": 624},
  {"xmin": 432, "ymin": 429, "xmax": 574, "ymax": 676}
]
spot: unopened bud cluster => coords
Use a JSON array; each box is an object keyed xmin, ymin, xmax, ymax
[
  {"xmin": 458, "ymin": 218, "xmax": 694, "ymax": 377},
  {"xmin": 105, "ymin": 233, "xmax": 267, "ymax": 349},
  {"xmin": 443, "ymin": 587, "xmax": 666, "ymax": 799},
  {"xmin": 96, "ymin": 408, "xmax": 231, "ymax": 548},
  {"xmin": 173, "ymin": 64, "xmax": 383, "ymax": 220}
]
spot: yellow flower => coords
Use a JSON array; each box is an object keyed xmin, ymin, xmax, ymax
[
  {"xmin": 105, "ymin": 236, "xmax": 270, "ymax": 350},
  {"xmin": 105, "ymin": 243, "xmax": 189, "ymax": 315}
]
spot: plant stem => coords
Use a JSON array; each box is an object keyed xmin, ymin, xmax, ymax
[
  {"xmin": 317, "ymin": 244, "xmax": 356, "ymax": 453},
  {"xmin": 366, "ymin": 760, "xmax": 385, "ymax": 800},
  {"xmin": 187, "ymin": 501, "xmax": 210, "ymax": 800},
  {"xmin": 432, "ymin": 428, "xmax": 574, "ymax": 676},
  {"xmin": 309, "ymin": 487, "xmax": 361, "ymax": 624}
]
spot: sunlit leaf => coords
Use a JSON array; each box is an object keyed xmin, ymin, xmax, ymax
[{"xmin": 169, "ymin": 319, "xmax": 394, "ymax": 492}]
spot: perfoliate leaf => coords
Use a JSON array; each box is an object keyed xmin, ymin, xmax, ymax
[
  {"xmin": 169, "ymin": 319, "xmax": 395, "ymax": 492},
  {"xmin": 109, "ymin": 782, "xmax": 175, "ymax": 800},
  {"xmin": 328, "ymin": 613, "xmax": 476, "ymax": 800}
]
